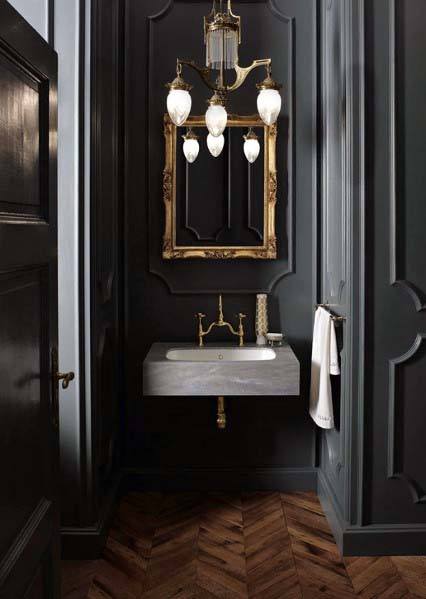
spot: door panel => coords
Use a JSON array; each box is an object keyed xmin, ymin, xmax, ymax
[
  {"xmin": 0, "ymin": 2, "xmax": 59, "ymax": 598},
  {"xmin": 0, "ymin": 267, "xmax": 50, "ymax": 556},
  {"xmin": 0, "ymin": 51, "xmax": 42, "ymax": 216}
]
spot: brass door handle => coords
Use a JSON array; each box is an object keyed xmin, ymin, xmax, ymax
[{"xmin": 55, "ymin": 371, "xmax": 75, "ymax": 390}]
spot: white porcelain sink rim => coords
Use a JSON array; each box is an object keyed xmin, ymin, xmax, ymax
[{"xmin": 166, "ymin": 347, "xmax": 276, "ymax": 362}]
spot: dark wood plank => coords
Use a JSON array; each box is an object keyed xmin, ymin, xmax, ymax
[
  {"xmin": 281, "ymin": 492, "xmax": 357, "ymax": 599},
  {"xmin": 62, "ymin": 492, "xmax": 426, "ymax": 599},
  {"xmin": 197, "ymin": 493, "xmax": 247, "ymax": 598},
  {"xmin": 243, "ymin": 492, "xmax": 301, "ymax": 599}
]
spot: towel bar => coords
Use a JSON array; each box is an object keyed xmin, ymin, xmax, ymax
[{"xmin": 315, "ymin": 303, "xmax": 346, "ymax": 323}]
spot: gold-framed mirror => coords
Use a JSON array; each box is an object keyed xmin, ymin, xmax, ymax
[{"xmin": 162, "ymin": 114, "xmax": 277, "ymax": 259}]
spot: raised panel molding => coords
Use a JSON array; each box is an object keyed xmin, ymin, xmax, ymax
[
  {"xmin": 89, "ymin": 0, "xmax": 122, "ymax": 534},
  {"xmin": 183, "ymin": 130, "xmax": 231, "ymax": 242},
  {"xmin": 0, "ymin": 499, "xmax": 52, "ymax": 588},
  {"xmin": 147, "ymin": 0, "xmax": 296, "ymax": 294},
  {"xmin": 319, "ymin": 0, "xmax": 351, "ymax": 516},
  {"xmin": 321, "ymin": 0, "xmax": 347, "ymax": 305},
  {"xmin": 387, "ymin": 333, "xmax": 426, "ymax": 504},
  {"xmin": 247, "ymin": 163, "xmax": 263, "ymax": 241},
  {"xmin": 95, "ymin": 324, "xmax": 118, "ymax": 481},
  {"xmin": 181, "ymin": 127, "xmax": 263, "ymax": 244},
  {"xmin": 0, "ymin": 44, "xmax": 49, "ymax": 222},
  {"xmin": 389, "ymin": 0, "xmax": 426, "ymax": 312},
  {"xmin": 98, "ymin": 270, "xmax": 115, "ymax": 305}
]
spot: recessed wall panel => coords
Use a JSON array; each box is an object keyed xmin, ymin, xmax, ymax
[
  {"xmin": 0, "ymin": 50, "xmax": 47, "ymax": 219},
  {"xmin": 0, "ymin": 267, "xmax": 49, "ymax": 560}
]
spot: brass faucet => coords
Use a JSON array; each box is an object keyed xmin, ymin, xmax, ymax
[{"xmin": 196, "ymin": 295, "xmax": 246, "ymax": 347}]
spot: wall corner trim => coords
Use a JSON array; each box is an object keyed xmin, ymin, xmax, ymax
[
  {"xmin": 60, "ymin": 473, "xmax": 122, "ymax": 560},
  {"xmin": 318, "ymin": 470, "xmax": 426, "ymax": 556}
]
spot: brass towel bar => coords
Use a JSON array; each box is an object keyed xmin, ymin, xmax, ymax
[{"xmin": 315, "ymin": 303, "xmax": 346, "ymax": 323}]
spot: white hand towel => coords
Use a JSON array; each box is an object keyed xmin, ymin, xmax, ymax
[{"xmin": 309, "ymin": 307, "xmax": 340, "ymax": 429}]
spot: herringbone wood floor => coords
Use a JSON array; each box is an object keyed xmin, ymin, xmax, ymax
[{"xmin": 62, "ymin": 492, "xmax": 426, "ymax": 599}]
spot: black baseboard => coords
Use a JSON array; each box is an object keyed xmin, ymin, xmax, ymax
[
  {"xmin": 60, "ymin": 474, "xmax": 121, "ymax": 560},
  {"xmin": 122, "ymin": 466, "xmax": 318, "ymax": 493},
  {"xmin": 318, "ymin": 470, "xmax": 426, "ymax": 556}
]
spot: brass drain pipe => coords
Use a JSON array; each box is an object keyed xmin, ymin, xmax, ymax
[{"xmin": 217, "ymin": 396, "xmax": 226, "ymax": 430}]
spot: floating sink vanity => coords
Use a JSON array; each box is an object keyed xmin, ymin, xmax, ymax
[
  {"xmin": 142, "ymin": 295, "xmax": 300, "ymax": 428},
  {"xmin": 143, "ymin": 342, "xmax": 300, "ymax": 397}
]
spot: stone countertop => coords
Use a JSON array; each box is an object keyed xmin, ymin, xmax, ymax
[{"xmin": 142, "ymin": 342, "xmax": 300, "ymax": 397}]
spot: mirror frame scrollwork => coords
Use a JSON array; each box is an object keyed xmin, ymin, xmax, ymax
[{"xmin": 162, "ymin": 114, "xmax": 278, "ymax": 259}]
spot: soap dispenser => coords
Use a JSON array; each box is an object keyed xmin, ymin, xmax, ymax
[{"xmin": 255, "ymin": 294, "xmax": 269, "ymax": 345}]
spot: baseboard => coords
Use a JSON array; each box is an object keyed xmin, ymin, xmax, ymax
[
  {"xmin": 318, "ymin": 470, "xmax": 426, "ymax": 556},
  {"xmin": 342, "ymin": 524, "xmax": 426, "ymax": 556},
  {"xmin": 60, "ymin": 473, "xmax": 122, "ymax": 560},
  {"xmin": 122, "ymin": 466, "xmax": 318, "ymax": 493}
]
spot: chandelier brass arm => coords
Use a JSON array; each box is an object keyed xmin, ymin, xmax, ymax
[
  {"xmin": 177, "ymin": 59, "xmax": 217, "ymax": 91},
  {"xmin": 176, "ymin": 58, "xmax": 272, "ymax": 94}
]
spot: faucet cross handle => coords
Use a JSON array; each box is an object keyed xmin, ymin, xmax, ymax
[
  {"xmin": 237, "ymin": 313, "xmax": 246, "ymax": 346},
  {"xmin": 195, "ymin": 313, "xmax": 207, "ymax": 347}
]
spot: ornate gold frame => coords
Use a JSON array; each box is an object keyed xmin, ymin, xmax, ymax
[{"xmin": 162, "ymin": 114, "xmax": 277, "ymax": 259}]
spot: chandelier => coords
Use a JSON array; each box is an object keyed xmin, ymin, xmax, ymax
[{"xmin": 165, "ymin": 0, "xmax": 282, "ymax": 164}]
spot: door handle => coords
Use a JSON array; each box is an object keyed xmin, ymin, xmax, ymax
[
  {"xmin": 55, "ymin": 371, "xmax": 75, "ymax": 390},
  {"xmin": 51, "ymin": 348, "xmax": 75, "ymax": 429}
]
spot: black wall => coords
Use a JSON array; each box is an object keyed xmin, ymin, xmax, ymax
[{"xmin": 123, "ymin": 0, "xmax": 319, "ymax": 487}]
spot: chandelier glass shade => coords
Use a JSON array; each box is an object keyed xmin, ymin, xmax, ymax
[
  {"xmin": 257, "ymin": 89, "xmax": 282, "ymax": 126},
  {"xmin": 166, "ymin": 0, "xmax": 282, "ymax": 162},
  {"xmin": 243, "ymin": 129, "xmax": 260, "ymax": 164},
  {"xmin": 205, "ymin": 94, "xmax": 228, "ymax": 137},
  {"xmin": 167, "ymin": 89, "xmax": 192, "ymax": 126},
  {"xmin": 207, "ymin": 133, "xmax": 225, "ymax": 157},
  {"xmin": 182, "ymin": 130, "xmax": 200, "ymax": 163}
]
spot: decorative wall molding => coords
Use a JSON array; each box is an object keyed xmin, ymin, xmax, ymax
[
  {"xmin": 319, "ymin": 471, "xmax": 426, "ymax": 556},
  {"xmin": 319, "ymin": 0, "xmax": 352, "ymax": 519},
  {"xmin": 321, "ymin": 0, "xmax": 347, "ymax": 306},
  {"xmin": 387, "ymin": 333, "xmax": 426, "ymax": 504},
  {"xmin": 184, "ymin": 131, "xmax": 231, "ymax": 242},
  {"xmin": 352, "ymin": 0, "xmax": 366, "ymax": 529},
  {"xmin": 0, "ymin": 499, "xmax": 52, "ymax": 586},
  {"xmin": 389, "ymin": 0, "xmax": 426, "ymax": 312},
  {"xmin": 88, "ymin": 0, "xmax": 123, "ymax": 530},
  {"xmin": 247, "ymin": 163, "xmax": 263, "ymax": 241}
]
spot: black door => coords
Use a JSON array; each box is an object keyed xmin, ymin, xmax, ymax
[{"xmin": 0, "ymin": 2, "xmax": 61, "ymax": 597}]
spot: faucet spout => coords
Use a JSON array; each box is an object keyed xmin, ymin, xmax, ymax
[{"xmin": 195, "ymin": 294, "xmax": 246, "ymax": 347}]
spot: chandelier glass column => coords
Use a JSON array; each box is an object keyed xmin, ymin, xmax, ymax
[{"xmin": 165, "ymin": 0, "xmax": 282, "ymax": 163}]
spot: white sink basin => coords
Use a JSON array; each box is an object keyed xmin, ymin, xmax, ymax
[{"xmin": 166, "ymin": 347, "xmax": 276, "ymax": 362}]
